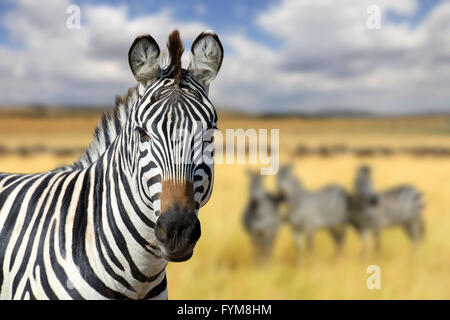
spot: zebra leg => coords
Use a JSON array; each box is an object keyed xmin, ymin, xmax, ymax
[
  {"xmin": 306, "ymin": 231, "xmax": 315, "ymax": 252},
  {"xmin": 261, "ymin": 234, "xmax": 274, "ymax": 260},
  {"xmin": 419, "ymin": 217, "xmax": 426, "ymax": 241},
  {"xmin": 360, "ymin": 229, "xmax": 369, "ymax": 258},
  {"xmin": 329, "ymin": 226, "xmax": 346, "ymax": 256},
  {"xmin": 403, "ymin": 221, "xmax": 415, "ymax": 243},
  {"xmin": 293, "ymin": 229, "xmax": 303, "ymax": 254},
  {"xmin": 404, "ymin": 217, "xmax": 425, "ymax": 245},
  {"xmin": 373, "ymin": 228, "xmax": 381, "ymax": 253},
  {"xmin": 251, "ymin": 234, "xmax": 265, "ymax": 262}
]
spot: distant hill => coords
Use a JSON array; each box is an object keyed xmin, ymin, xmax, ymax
[
  {"xmin": 218, "ymin": 107, "xmax": 450, "ymax": 119},
  {"xmin": 259, "ymin": 109, "xmax": 376, "ymax": 118},
  {"xmin": 216, "ymin": 107, "xmax": 375, "ymax": 119},
  {"xmin": 0, "ymin": 105, "xmax": 107, "ymax": 118},
  {"xmin": 1, "ymin": 105, "xmax": 449, "ymax": 119}
]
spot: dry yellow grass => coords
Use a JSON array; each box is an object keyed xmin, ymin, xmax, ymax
[
  {"xmin": 1, "ymin": 112, "xmax": 450, "ymax": 299},
  {"xmin": 167, "ymin": 155, "xmax": 450, "ymax": 299}
]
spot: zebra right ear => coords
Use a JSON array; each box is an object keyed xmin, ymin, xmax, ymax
[
  {"xmin": 128, "ymin": 34, "xmax": 161, "ymax": 85},
  {"xmin": 189, "ymin": 30, "xmax": 223, "ymax": 87}
]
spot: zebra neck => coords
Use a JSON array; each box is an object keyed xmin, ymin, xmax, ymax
[
  {"xmin": 288, "ymin": 181, "xmax": 304, "ymax": 206},
  {"xmin": 82, "ymin": 137, "xmax": 167, "ymax": 298},
  {"xmin": 71, "ymin": 86, "xmax": 138, "ymax": 170}
]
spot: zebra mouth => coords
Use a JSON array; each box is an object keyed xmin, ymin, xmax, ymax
[
  {"xmin": 157, "ymin": 239, "xmax": 197, "ymax": 262},
  {"xmin": 147, "ymin": 239, "xmax": 194, "ymax": 262},
  {"xmin": 146, "ymin": 239, "xmax": 162, "ymax": 253},
  {"xmin": 163, "ymin": 251, "xmax": 194, "ymax": 262}
]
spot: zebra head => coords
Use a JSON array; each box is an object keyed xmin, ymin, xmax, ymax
[
  {"xmin": 354, "ymin": 165, "xmax": 374, "ymax": 198},
  {"xmin": 246, "ymin": 169, "xmax": 266, "ymax": 200},
  {"xmin": 276, "ymin": 163, "xmax": 301, "ymax": 202},
  {"xmin": 127, "ymin": 30, "xmax": 223, "ymax": 262}
]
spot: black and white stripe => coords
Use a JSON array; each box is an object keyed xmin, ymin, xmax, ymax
[
  {"xmin": 243, "ymin": 170, "xmax": 282, "ymax": 260},
  {"xmin": 0, "ymin": 29, "xmax": 223, "ymax": 300},
  {"xmin": 350, "ymin": 165, "xmax": 425, "ymax": 252},
  {"xmin": 276, "ymin": 164, "xmax": 349, "ymax": 254}
]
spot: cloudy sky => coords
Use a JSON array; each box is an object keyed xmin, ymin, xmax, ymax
[{"xmin": 0, "ymin": 0, "xmax": 449, "ymax": 114}]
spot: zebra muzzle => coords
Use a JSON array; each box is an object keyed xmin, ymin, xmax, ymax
[{"xmin": 154, "ymin": 206, "xmax": 201, "ymax": 262}]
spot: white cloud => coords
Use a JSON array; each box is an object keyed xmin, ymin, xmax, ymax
[
  {"xmin": 1, "ymin": 0, "xmax": 450, "ymax": 114},
  {"xmin": 214, "ymin": 0, "xmax": 450, "ymax": 113},
  {"xmin": 0, "ymin": 0, "xmax": 207, "ymax": 105}
]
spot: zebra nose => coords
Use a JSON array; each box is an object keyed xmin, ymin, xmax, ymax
[{"xmin": 155, "ymin": 208, "xmax": 201, "ymax": 261}]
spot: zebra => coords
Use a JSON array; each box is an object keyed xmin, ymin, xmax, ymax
[
  {"xmin": 0, "ymin": 29, "xmax": 223, "ymax": 300},
  {"xmin": 242, "ymin": 170, "xmax": 281, "ymax": 261},
  {"xmin": 350, "ymin": 165, "xmax": 425, "ymax": 252},
  {"xmin": 276, "ymin": 164, "xmax": 349, "ymax": 255}
]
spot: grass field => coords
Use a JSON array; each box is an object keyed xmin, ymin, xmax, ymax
[{"xmin": 1, "ymin": 110, "xmax": 450, "ymax": 299}]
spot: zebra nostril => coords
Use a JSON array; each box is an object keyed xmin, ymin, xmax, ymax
[
  {"xmin": 155, "ymin": 209, "xmax": 201, "ymax": 250},
  {"xmin": 188, "ymin": 217, "xmax": 201, "ymax": 242}
]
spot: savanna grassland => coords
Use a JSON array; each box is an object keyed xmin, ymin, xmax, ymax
[{"xmin": 1, "ymin": 109, "xmax": 450, "ymax": 299}]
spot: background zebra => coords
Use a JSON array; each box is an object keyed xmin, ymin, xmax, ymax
[
  {"xmin": 242, "ymin": 170, "xmax": 281, "ymax": 261},
  {"xmin": 350, "ymin": 165, "xmax": 425, "ymax": 252},
  {"xmin": 0, "ymin": 29, "xmax": 223, "ymax": 299},
  {"xmin": 277, "ymin": 164, "xmax": 349, "ymax": 255}
]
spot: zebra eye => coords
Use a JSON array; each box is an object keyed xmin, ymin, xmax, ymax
[
  {"xmin": 137, "ymin": 127, "xmax": 151, "ymax": 143},
  {"xmin": 205, "ymin": 125, "xmax": 219, "ymax": 134}
]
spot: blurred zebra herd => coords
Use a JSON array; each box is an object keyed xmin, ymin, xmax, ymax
[{"xmin": 243, "ymin": 164, "xmax": 425, "ymax": 260}]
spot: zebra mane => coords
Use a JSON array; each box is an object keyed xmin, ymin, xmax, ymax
[
  {"xmin": 166, "ymin": 30, "xmax": 184, "ymax": 83},
  {"xmin": 71, "ymin": 86, "xmax": 138, "ymax": 169}
]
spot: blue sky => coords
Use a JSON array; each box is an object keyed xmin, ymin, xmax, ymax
[
  {"xmin": 386, "ymin": 0, "xmax": 443, "ymax": 26},
  {"xmin": 0, "ymin": 0, "xmax": 281, "ymax": 49},
  {"xmin": 0, "ymin": 0, "xmax": 450, "ymax": 114},
  {"xmin": 0, "ymin": 0, "xmax": 441, "ymax": 49}
]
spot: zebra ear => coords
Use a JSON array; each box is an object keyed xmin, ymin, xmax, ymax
[
  {"xmin": 189, "ymin": 30, "xmax": 223, "ymax": 87},
  {"xmin": 128, "ymin": 34, "xmax": 161, "ymax": 85}
]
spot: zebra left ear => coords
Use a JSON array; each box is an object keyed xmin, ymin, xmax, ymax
[
  {"xmin": 128, "ymin": 34, "xmax": 161, "ymax": 86},
  {"xmin": 189, "ymin": 30, "xmax": 223, "ymax": 87}
]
